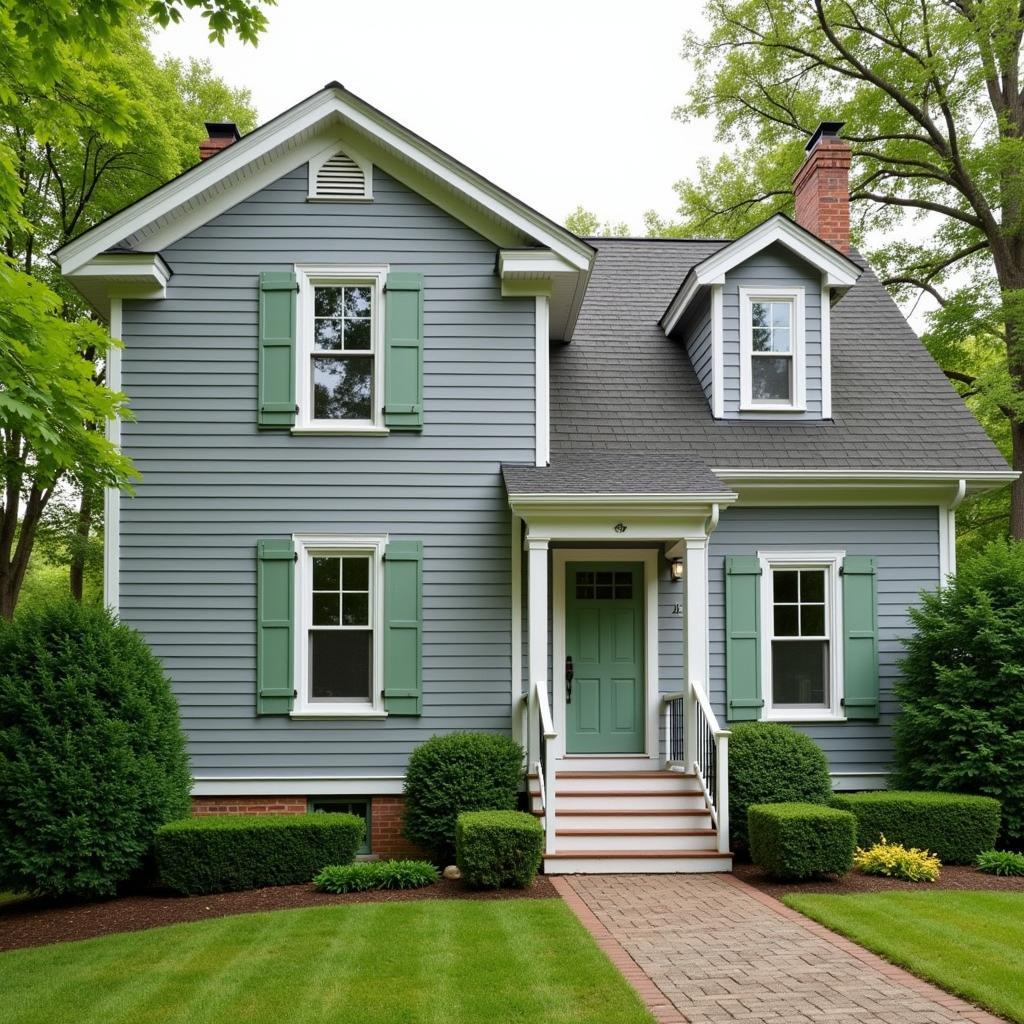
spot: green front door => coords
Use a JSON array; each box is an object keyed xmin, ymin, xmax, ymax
[{"xmin": 565, "ymin": 562, "xmax": 645, "ymax": 754}]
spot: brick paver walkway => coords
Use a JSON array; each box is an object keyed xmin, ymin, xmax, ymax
[{"xmin": 553, "ymin": 874, "xmax": 1005, "ymax": 1024}]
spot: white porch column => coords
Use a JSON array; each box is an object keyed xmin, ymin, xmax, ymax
[
  {"xmin": 526, "ymin": 536, "xmax": 549, "ymax": 767},
  {"xmin": 684, "ymin": 537, "xmax": 709, "ymax": 767}
]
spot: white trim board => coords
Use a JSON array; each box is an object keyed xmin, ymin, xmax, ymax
[
  {"xmin": 192, "ymin": 776, "xmax": 406, "ymax": 796},
  {"xmin": 103, "ymin": 299, "xmax": 123, "ymax": 614},
  {"xmin": 551, "ymin": 548, "xmax": 661, "ymax": 766}
]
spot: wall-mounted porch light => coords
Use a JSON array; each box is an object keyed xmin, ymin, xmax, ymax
[{"xmin": 669, "ymin": 557, "xmax": 685, "ymax": 583}]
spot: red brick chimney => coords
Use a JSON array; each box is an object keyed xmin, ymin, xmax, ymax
[
  {"xmin": 792, "ymin": 121, "xmax": 851, "ymax": 254},
  {"xmin": 199, "ymin": 122, "xmax": 241, "ymax": 161}
]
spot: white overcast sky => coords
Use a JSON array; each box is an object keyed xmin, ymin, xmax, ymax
[{"xmin": 151, "ymin": 0, "xmax": 718, "ymax": 233}]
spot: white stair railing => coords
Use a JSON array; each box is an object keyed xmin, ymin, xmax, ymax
[
  {"xmin": 529, "ymin": 677, "xmax": 558, "ymax": 854},
  {"xmin": 663, "ymin": 680, "xmax": 731, "ymax": 854}
]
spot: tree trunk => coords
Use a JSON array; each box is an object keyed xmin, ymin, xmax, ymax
[
  {"xmin": 1012, "ymin": 419, "xmax": 1024, "ymax": 541},
  {"xmin": 69, "ymin": 486, "xmax": 93, "ymax": 602}
]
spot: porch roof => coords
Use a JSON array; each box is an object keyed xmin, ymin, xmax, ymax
[{"xmin": 502, "ymin": 454, "xmax": 735, "ymax": 500}]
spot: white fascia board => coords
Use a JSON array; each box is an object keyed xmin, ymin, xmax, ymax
[
  {"xmin": 714, "ymin": 468, "xmax": 1017, "ymax": 487},
  {"xmin": 498, "ymin": 249, "xmax": 581, "ymax": 278},
  {"xmin": 693, "ymin": 216, "xmax": 861, "ymax": 288},
  {"xmin": 660, "ymin": 274, "xmax": 701, "ymax": 334},
  {"xmin": 57, "ymin": 86, "xmax": 594, "ymax": 276}
]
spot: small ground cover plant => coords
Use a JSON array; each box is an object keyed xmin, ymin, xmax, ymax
[
  {"xmin": 456, "ymin": 810, "xmax": 543, "ymax": 889},
  {"xmin": 853, "ymin": 836, "xmax": 940, "ymax": 882},
  {"xmin": 156, "ymin": 813, "xmax": 364, "ymax": 894},
  {"xmin": 976, "ymin": 849, "xmax": 1024, "ymax": 877},
  {"xmin": 748, "ymin": 802, "xmax": 856, "ymax": 880},
  {"xmin": 314, "ymin": 860, "xmax": 439, "ymax": 893}
]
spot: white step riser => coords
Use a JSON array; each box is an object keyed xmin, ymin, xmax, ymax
[
  {"xmin": 555, "ymin": 832, "xmax": 719, "ymax": 852},
  {"xmin": 531, "ymin": 793, "xmax": 707, "ymax": 812},
  {"xmin": 545, "ymin": 812, "xmax": 714, "ymax": 830},
  {"xmin": 544, "ymin": 855, "xmax": 733, "ymax": 874},
  {"xmin": 531, "ymin": 776, "xmax": 697, "ymax": 794}
]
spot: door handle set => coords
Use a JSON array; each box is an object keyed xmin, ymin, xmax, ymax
[{"xmin": 565, "ymin": 655, "xmax": 574, "ymax": 704}]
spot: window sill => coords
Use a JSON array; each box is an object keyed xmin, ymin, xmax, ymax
[
  {"xmin": 290, "ymin": 709, "xmax": 388, "ymax": 720},
  {"xmin": 763, "ymin": 713, "xmax": 847, "ymax": 724},
  {"xmin": 739, "ymin": 404, "xmax": 808, "ymax": 414},
  {"xmin": 291, "ymin": 425, "xmax": 390, "ymax": 436}
]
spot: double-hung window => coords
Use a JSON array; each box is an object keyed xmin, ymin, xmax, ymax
[
  {"xmin": 759, "ymin": 551, "xmax": 843, "ymax": 720},
  {"xmin": 739, "ymin": 287, "xmax": 805, "ymax": 411},
  {"xmin": 295, "ymin": 266, "xmax": 388, "ymax": 433},
  {"xmin": 293, "ymin": 535, "xmax": 386, "ymax": 717}
]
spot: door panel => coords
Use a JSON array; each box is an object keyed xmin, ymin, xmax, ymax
[{"xmin": 565, "ymin": 561, "xmax": 645, "ymax": 754}]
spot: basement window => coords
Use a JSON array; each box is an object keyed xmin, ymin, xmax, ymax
[{"xmin": 309, "ymin": 797, "xmax": 371, "ymax": 854}]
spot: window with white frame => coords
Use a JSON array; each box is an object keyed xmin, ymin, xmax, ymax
[
  {"xmin": 740, "ymin": 288, "xmax": 805, "ymax": 411},
  {"xmin": 295, "ymin": 536, "xmax": 385, "ymax": 715},
  {"xmin": 296, "ymin": 266, "xmax": 387, "ymax": 431},
  {"xmin": 760, "ymin": 552, "xmax": 843, "ymax": 719}
]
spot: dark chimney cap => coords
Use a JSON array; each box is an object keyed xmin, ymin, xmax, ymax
[
  {"xmin": 805, "ymin": 121, "xmax": 845, "ymax": 152},
  {"xmin": 204, "ymin": 122, "xmax": 241, "ymax": 142},
  {"xmin": 324, "ymin": 81, "xmax": 344, "ymax": 90}
]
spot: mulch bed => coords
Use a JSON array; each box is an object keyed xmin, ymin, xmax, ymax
[
  {"xmin": 0, "ymin": 875, "xmax": 559, "ymax": 953},
  {"xmin": 734, "ymin": 860, "xmax": 1024, "ymax": 898}
]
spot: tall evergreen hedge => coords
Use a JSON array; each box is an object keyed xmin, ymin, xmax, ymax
[
  {"xmin": 0, "ymin": 602, "xmax": 191, "ymax": 898},
  {"xmin": 894, "ymin": 539, "xmax": 1024, "ymax": 844}
]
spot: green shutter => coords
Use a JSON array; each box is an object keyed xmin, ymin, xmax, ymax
[
  {"xmin": 383, "ymin": 539, "xmax": 423, "ymax": 715},
  {"xmin": 842, "ymin": 555, "xmax": 880, "ymax": 720},
  {"xmin": 258, "ymin": 271, "xmax": 297, "ymax": 429},
  {"xmin": 726, "ymin": 556, "xmax": 763, "ymax": 721},
  {"xmin": 257, "ymin": 538, "xmax": 294, "ymax": 714},
  {"xmin": 383, "ymin": 272, "xmax": 424, "ymax": 431}
]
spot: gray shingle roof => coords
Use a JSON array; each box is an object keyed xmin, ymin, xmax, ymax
[
  {"xmin": 502, "ymin": 455, "xmax": 732, "ymax": 496},
  {"xmin": 546, "ymin": 238, "xmax": 1009, "ymax": 473}
]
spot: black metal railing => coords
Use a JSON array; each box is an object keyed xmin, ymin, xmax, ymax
[
  {"xmin": 695, "ymin": 703, "xmax": 717, "ymax": 813},
  {"xmin": 666, "ymin": 695, "xmax": 686, "ymax": 763}
]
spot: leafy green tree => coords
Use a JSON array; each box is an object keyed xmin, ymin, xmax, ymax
[
  {"xmin": 565, "ymin": 205, "xmax": 631, "ymax": 237},
  {"xmin": 0, "ymin": 2, "xmax": 264, "ymax": 615},
  {"xmin": 666, "ymin": 1, "xmax": 1024, "ymax": 537}
]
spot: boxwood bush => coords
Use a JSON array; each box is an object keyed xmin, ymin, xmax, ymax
[
  {"xmin": 156, "ymin": 813, "xmax": 364, "ymax": 894},
  {"xmin": 314, "ymin": 860, "xmax": 439, "ymax": 893},
  {"xmin": 456, "ymin": 810, "xmax": 543, "ymax": 889},
  {"xmin": 893, "ymin": 539, "xmax": 1024, "ymax": 843},
  {"xmin": 829, "ymin": 791, "xmax": 1000, "ymax": 864},
  {"xmin": 729, "ymin": 722, "xmax": 832, "ymax": 854},
  {"xmin": 403, "ymin": 733, "xmax": 523, "ymax": 863},
  {"xmin": 0, "ymin": 602, "xmax": 191, "ymax": 899},
  {"xmin": 748, "ymin": 802, "xmax": 857, "ymax": 880}
]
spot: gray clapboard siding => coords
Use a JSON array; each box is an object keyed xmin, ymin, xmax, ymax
[
  {"xmin": 683, "ymin": 298, "xmax": 714, "ymax": 405},
  {"xmin": 120, "ymin": 165, "xmax": 534, "ymax": 781},
  {"xmin": 721, "ymin": 242, "xmax": 823, "ymax": 419},
  {"xmin": 707, "ymin": 505, "xmax": 940, "ymax": 772}
]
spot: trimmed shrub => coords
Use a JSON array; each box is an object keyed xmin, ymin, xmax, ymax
[
  {"xmin": 976, "ymin": 849, "xmax": 1024, "ymax": 877},
  {"xmin": 729, "ymin": 722, "xmax": 832, "ymax": 854},
  {"xmin": 748, "ymin": 802, "xmax": 857, "ymax": 880},
  {"xmin": 314, "ymin": 860, "xmax": 439, "ymax": 893},
  {"xmin": 829, "ymin": 791, "xmax": 1000, "ymax": 865},
  {"xmin": 456, "ymin": 810, "xmax": 543, "ymax": 889},
  {"xmin": 894, "ymin": 539, "xmax": 1024, "ymax": 843},
  {"xmin": 854, "ymin": 837, "xmax": 940, "ymax": 882},
  {"xmin": 0, "ymin": 602, "xmax": 191, "ymax": 899},
  {"xmin": 155, "ymin": 813, "xmax": 364, "ymax": 894},
  {"xmin": 403, "ymin": 733, "xmax": 523, "ymax": 863}
]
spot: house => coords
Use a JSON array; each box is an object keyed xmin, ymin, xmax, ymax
[{"xmin": 55, "ymin": 86, "xmax": 1014, "ymax": 873}]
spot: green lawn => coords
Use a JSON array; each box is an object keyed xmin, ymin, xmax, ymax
[
  {"xmin": 0, "ymin": 899, "xmax": 654, "ymax": 1024},
  {"xmin": 784, "ymin": 891, "xmax": 1024, "ymax": 1023}
]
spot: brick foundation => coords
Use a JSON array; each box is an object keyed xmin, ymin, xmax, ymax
[
  {"xmin": 191, "ymin": 796, "xmax": 307, "ymax": 815},
  {"xmin": 370, "ymin": 796, "xmax": 429, "ymax": 859}
]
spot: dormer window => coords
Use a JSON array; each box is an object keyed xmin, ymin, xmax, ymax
[{"xmin": 739, "ymin": 287, "xmax": 806, "ymax": 412}]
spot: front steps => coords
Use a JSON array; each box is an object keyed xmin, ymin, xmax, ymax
[{"xmin": 529, "ymin": 769, "xmax": 733, "ymax": 874}]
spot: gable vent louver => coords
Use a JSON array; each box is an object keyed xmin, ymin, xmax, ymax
[{"xmin": 314, "ymin": 150, "xmax": 368, "ymax": 199}]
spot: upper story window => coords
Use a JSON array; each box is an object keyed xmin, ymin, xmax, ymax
[
  {"xmin": 294, "ymin": 534, "xmax": 386, "ymax": 717},
  {"xmin": 760, "ymin": 551, "xmax": 843, "ymax": 721},
  {"xmin": 296, "ymin": 266, "xmax": 388, "ymax": 433},
  {"xmin": 739, "ymin": 287, "xmax": 806, "ymax": 412}
]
